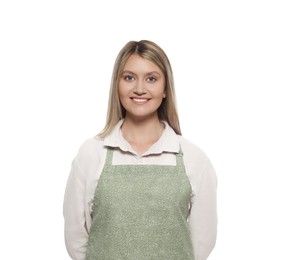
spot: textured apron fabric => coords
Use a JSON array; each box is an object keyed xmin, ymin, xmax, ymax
[{"xmin": 85, "ymin": 148, "xmax": 194, "ymax": 260}]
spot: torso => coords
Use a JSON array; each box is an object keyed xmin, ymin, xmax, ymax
[{"xmin": 85, "ymin": 147, "xmax": 194, "ymax": 260}]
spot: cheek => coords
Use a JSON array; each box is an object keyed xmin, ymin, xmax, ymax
[
  {"xmin": 118, "ymin": 81, "xmax": 132, "ymax": 96},
  {"xmin": 118, "ymin": 85, "xmax": 130, "ymax": 107},
  {"xmin": 155, "ymin": 86, "xmax": 166, "ymax": 98},
  {"xmin": 118, "ymin": 92, "xmax": 126, "ymax": 107},
  {"xmin": 118, "ymin": 84, "xmax": 126, "ymax": 100},
  {"xmin": 156, "ymin": 81, "xmax": 166, "ymax": 98}
]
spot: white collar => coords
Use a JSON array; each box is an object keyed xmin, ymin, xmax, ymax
[{"xmin": 103, "ymin": 119, "xmax": 180, "ymax": 156}]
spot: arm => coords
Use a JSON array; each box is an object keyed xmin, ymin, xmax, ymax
[
  {"xmin": 63, "ymin": 156, "xmax": 88, "ymax": 260},
  {"xmin": 189, "ymin": 158, "xmax": 217, "ymax": 260}
]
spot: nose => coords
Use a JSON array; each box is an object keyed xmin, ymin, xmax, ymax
[{"xmin": 133, "ymin": 81, "xmax": 146, "ymax": 95}]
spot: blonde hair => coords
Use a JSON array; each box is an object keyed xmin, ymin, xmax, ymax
[{"xmin": 98, "ymin": 40, "xmax": 181, "ymax": 138}]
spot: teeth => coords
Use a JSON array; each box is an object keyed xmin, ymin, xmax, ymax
[{"xmin": 133, "ymin": 98, "xmax": 147, "ymax": 102}]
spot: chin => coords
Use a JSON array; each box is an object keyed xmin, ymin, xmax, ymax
[{"xmin": 126, "ymin": 111, "xmax": 158, "ymax": 120}]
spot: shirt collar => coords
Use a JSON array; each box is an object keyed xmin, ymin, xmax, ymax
[{"xmin": 103, "ymin": 119, "xmax": 180, "ymax": 156}]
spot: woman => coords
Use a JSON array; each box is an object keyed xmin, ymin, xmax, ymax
[{"xmin": 63, "ymin": 40, "xmax": 217, "ymax": 260}]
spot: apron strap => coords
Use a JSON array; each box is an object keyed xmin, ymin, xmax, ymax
[
  {"xmin": 105, "ymin": 147, "xmax": 114, "ymax": 165},
  {"xmin": 176, "ymin": 147, "xmax": 185, "ymax": 168}
]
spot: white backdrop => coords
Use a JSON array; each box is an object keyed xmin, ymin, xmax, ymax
[{"xmin": 1, "ymin": 0, "xmax": 287, "ymax": 259}]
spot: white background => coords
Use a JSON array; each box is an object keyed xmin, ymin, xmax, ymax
[{"xmin": 1, "ymin": 0, "xmax": 287, "ymax": 259}]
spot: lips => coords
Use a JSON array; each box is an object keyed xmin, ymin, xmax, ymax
[{"xmin": 130, "ymin": 97, "xmax": 151, "ymax": 103}]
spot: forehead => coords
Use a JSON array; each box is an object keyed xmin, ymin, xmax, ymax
[{"xmin": 123, "ymin": 54, "xmax": 162, "ymax": 74}]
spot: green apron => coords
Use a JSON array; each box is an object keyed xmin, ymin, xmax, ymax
[{"xmin": 85, "ymin": 147, "xmax": 194, "ymax": 260}]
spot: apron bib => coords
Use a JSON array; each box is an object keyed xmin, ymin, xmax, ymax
[{"xmin": 85, "ymin": 148, "xmax": 194, "ymax": 260}]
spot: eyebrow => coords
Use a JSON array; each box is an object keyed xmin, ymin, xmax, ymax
[{"xmin": 122, "ymin": 70, "xmax": 161, "ymax": 76}]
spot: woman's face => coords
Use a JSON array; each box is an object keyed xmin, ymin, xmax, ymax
[{"xmin": 118, "ymin": 54, "xmax": 166, "ymax": 120}]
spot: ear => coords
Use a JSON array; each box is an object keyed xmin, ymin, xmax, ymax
[{"xmin": 163, "ymin": 91, "xmax": 166, "ymax": 98}]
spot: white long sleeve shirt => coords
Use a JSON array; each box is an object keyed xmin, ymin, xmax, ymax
[{"xmin": 63, "ymin": 120, "xmax": 217, "ymax": 260}]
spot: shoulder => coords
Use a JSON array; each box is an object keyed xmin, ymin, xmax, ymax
[
  {"xmin": 178, "ymin": 135, "xmax": 214, "ymax": 178},
  {"xmin": 78, "ymin": 136, "xmax": 104, "ymax": 154},
  {"xmin": 74, "ymin": 136, "xmax": 106, "ymax": 169},
  {"xmin": 178, "ymin": 135, "xmax": 209, "ymax": 163}
]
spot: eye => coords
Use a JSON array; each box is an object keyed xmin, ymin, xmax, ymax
[
  {"xmin": 147, "ymin": 76, "xmax": 156, "ymax": 82},
  {"xmin": 124, "ymin": 75, "xmax": 135, "ymax": 81}
]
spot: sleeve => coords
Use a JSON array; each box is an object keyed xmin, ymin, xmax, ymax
[
  {"xmin": 189, "ymin": 158, "xmax": 217, "ymax": 260},
  {"xmin": 63, "ymin": 155, "xmax": 89, "ymax": 260}
]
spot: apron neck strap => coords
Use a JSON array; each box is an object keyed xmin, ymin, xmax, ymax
[
  {"xmin": 176, "ymin": 147, "xmax": 185, "ymax": 168},
  {"xmin": 105, "ymin": 147, "xmax": 114, "ymax": 165},
  {"xmin": 105, "ymin": 146, "xmax": 185, "ymax": 168}
]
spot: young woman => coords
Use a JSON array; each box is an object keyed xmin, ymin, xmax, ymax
[{"xmin": 63, "ymin": 40, "xmax": 217, "ymax": 260}]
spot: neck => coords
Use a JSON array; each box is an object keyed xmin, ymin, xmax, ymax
[{"xmin": 121, "ymin": 113, "xmax": 164, "ymax": 147}]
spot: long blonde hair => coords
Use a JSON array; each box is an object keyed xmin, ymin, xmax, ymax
[{"xmin": 98, "ymin": 40, "xmax": 181, "ymax": 138}]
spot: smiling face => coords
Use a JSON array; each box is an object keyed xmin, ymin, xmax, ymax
[{"xmin": 118, "ymin": 54, "xmax": 166, "ymax": 120}]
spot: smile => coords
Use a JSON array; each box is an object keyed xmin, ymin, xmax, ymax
[{"xmin": 131, "ymin": 98, "xmax": 150, "ymax": 103}]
